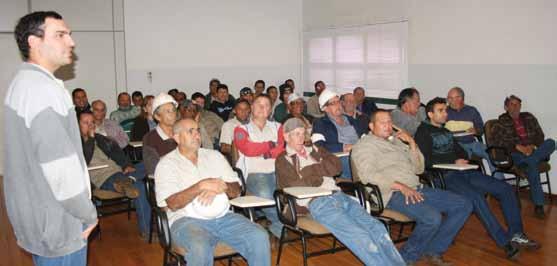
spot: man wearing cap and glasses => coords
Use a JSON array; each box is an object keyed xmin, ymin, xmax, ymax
[
  {"xmin": 239, "ymin": 87, "xmax": 254, "ymax": 104},
  {"xmin": 142, "ymin": 92, "xmax": 179, "ymax": 176},
  {"xmin": 276, "ymin": 118, "xmax": 405, "ymax": 265},
  {"xmin": 311, "ymin": 89, "xmax": 366, "ymax": 179}
]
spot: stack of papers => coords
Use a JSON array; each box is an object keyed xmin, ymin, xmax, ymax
[{"xmin": 432, "ymin": 164, "xmax": 478, "ymax": 171}]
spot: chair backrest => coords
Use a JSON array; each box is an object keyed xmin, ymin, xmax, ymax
[
  {"xmin": 120, "ymin": 118, "xmax": 135, "ymax": 138},
  {"xmin": 348, "ymin": 151, "xmax": 360, "ymax": 183},
  {"xmin": 144, "ymin": 177, "xmax": 157, "ymax": 207},
  {"xmin": 155, "ymin": 207, "xmax": 172, "ymax": 251},
  {"xmin": 483, "ymin": 119, "xmax": 499, "ymax": 147},
  {"xmin": 358, "ymin": 183, "xmax": 385, "ymax": 216}
]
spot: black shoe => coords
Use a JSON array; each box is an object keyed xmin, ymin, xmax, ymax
[
  {"xmin": 534, "ymin": 205, "xmax": 545, "ymax": 219},
  {"xmin": 511, "ymin": 233, "xmax": 541, "ymax": 251},
  {"xmin": 503, "ymin": 243, "xmax": 520, "ymax": 260}
]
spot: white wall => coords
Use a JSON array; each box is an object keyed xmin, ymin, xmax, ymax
[
  {"xmin": 0, "ymin": 0, "xmax": 126, "ymax": 174},
  {"xmin": 124, "ymin": 0, "xmax": 302, "ymax": 96},
  {"xmin": 304, "ymin": 0, "xmax": 557, "ymax": 193}
]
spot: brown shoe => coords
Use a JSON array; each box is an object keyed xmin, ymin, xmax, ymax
[
  {"xmin": 113, "ymin": 178, "xmax": 139, "ymax": 198},
  {"xmin": 424, "ymin": 255, "xmax": 453, "ymax": 266}
]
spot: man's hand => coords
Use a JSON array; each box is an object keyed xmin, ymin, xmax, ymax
[
  {"xmin": 122, "ymin": 166, "xmax": 135, "ymax": 174},
  {"xmin": 398, "ymin": 185, "xmax": 424, "ymax": 205},
  {"xmin": 455, "ymin": 159, "xmax": 469, "ymax": 165},
  {"xmin": 466, "ymin": 127, "xmax": 477, "ymax": 135},
  {"xmin": 197, "ymin": 178, "xmax": 227, "ymax": 194},
  {"xmin": 197, "ymin": 190, "xmax": 218, "ymax": 206},
  {"xmin": 343, "ymin": 144, "xmax": 353, "ymax": 152},
  {"xmin": 516, "ymin": 144, "xmax": 534, "ymax": 156},
  {"xmin": 82, "ymin": 220, "xmax": 98, "ymax": 239},
  {"xmin": 395, "ymin": 131, "xmax": 417, "ymax": 149}
]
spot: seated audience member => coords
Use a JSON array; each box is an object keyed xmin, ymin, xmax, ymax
[
  {"xmin": 72, "ymin": 87, "xmax": 91, "ymax": 117},
  {"xmin": 143, "ymin": 93, "xmax": 178, "ymax": 176},
  {"xmin": 341, "ymin": 92, "xmax": 370, "ymax": 134},
  {"xmin": 131, "ymin": 95, "xmax": 156, "ymax": 142},
  {"xmin": 168, "ymin": 88, "xmax": 179, "ymax": 99},
  {"xmin": 492, "ymin": 95, "xmax": 555, "ymax": 217},
  {"xmin": 239, "ymin": 87, "xmax": 254, "ymax": 104},
  {"xmin": 79, "ymin": 111, "xmax": 151, "ymax": 239},
  {"xmin": 312, "ymin": 89, "xmax": 365, "ymax": 178},
  {"xmin": 132, "ymin": 90, "xmax": 144, "ymax": 107},
  {"xmin": 205, "ymin": 78, "xmax": 233, "ymax": 110},
  {"xmin": 254, "ymin": 79, "xmax": 265, "ymax": 97},
  {"xmin": 391, "ymin": 88, "xmax": 427, "ymax": 136},
  {"xmin": 179, "ymin": 100, "xmax": 217, "ymax": 149},
  {"xmin": 273, "ymin": 84, "xmax": 292, "ymax": 123},
  {"xmin": 276, "ymin": 118, "xmax": 405, "ymax": 265},
  {"xmin": 209, "ymin": 84, "xmax": 235, "ymax": 122},
  {"xmin": 284, "ymin": 78, "xmax": 295, "ymax": 92},
  {"xmin": 191, "ymin": 92, "xmax": 206, "ymax": 109},
  {"xmin": 446, "ymin": 87, "xmax": 499, "ymax": 177},
  {"xmin": 175, "ymin": 91, "xmax": 187, "ymax": 105},
  {"xmin": 267, "ymin": 86, "xmax": 280, "ymax": 117},
  {"xmin": 352, "ymin": 110, "xmax": 472, "ymax": 265},
  {"xmin": 110, "ymin": 92, "xmax": 141, "ymax": 124},
  {"xmin": 282, "ymin": 93, "xmax": 313, "ymax": 144},
  {"xmin": 220, "ymin": 99, "xmax": 251, "ymax": 156},
  {"xmin": 155, "ymin": 119, "xmax": 270, "ymax": 265},
  {"xmin": 233, "ymin": 95, "xmax": 285, "ymax": 238},
  {"xmin": 91, "ymin": 100, "xmax": 129, "ymax": 149},
  {"xmin": 306, "ymin": 80, "xmax": 326, "ymax": 118},
  {"xmin": 414, "ymin": 97, "xmax": 540, "ymax": 260},
  {"xmin": 353, "ymin": 87, "xmax": 378, "ymax": 116}
]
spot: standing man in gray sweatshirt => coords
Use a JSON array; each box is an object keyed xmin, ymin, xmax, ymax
[{"xmin": 4, "ymin": 11, "xmax": 97, "ymax": 266}]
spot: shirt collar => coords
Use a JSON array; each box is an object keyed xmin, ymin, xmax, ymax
[
  {"xmin": 156, "ymin": 125, "xmax": 171, "ymax": 140},
  {"xmin": 24, "ymin": 62, "xmax": 65, "ymax": 88}
]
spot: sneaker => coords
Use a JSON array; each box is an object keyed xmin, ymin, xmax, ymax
[
  {"xmin": 113, "ymin": 178, "xmax": 140, "ymax": 198},
  {"xmin": 534, "ymin": 205, "xmax": 545, "ymax": 219},
  {"xmin": 423, "ymin": 255, "xmax": 452, "ymax": 266},
  {"xmin": 511, "ymin": 233, "xmax": 541, "ymax": 251},
  {"xmin": 503, "ymin": 243, "xmax": 520, "ymax": 260}
]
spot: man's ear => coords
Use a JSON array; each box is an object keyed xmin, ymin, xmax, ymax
[
  {"xmin": 28, "ymin": 35, "xmax": 41, "ymax": 52},
  {"xmin": 172, "ymin": 134, "xmax": 180, "ymax": 144}
]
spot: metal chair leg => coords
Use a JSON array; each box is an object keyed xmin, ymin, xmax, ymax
[
  {"xmin": 276, "ymin": 227, "xmax": 287, "ymax": 266},
  {"xmin": 301, "ymin": 232, "xmax": 308, "ymax": 266}
]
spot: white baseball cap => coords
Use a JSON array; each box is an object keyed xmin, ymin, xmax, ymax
[
  {"xmin": 152, "ymin": 92, "xmax": 177, "ymax": 116},
  {"xmin": 318, "ymin": 89, "xmax": 339, "ymax": 111},
  {"xmin": 287, "ymin": 93, "xmax": 304, "ymax": 105}
]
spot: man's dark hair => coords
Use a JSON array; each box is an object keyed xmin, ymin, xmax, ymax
[
  {"xmin": 167, "ymin": 88, "xmax": 179, "ymax": 95},
  {"xmin": 72, "ymin": 88, "xmax": 85, "ymax": 98},
  {"xmin": 254, "ymin": 80, "xmax": 265, "ymax": 88},
  {"xmin": 370, "ymin": 108, "xmax": 390, "ymax": 123},
  {"xmin": 397, "ymin": 87, "xmax": 419, "ymax": 107},
  {"xmin": 217, "ymin": 84, "xmax": 228, "ymax": 92},
  {"xmin": 425, "ymin": 97, "xmax": 447, "ymax": 114},
  {"xmin": 132, "ymin": 90, "xmax": 143, "ymax": 98},
  {"xmin": 15, "ymin": 11, "xmax": 63, "ymax": 61},
  {"xmin": 504, "ymin": 94, "xmax": 522, "ymax": 107},
  {"xmin": 353, "ymin": 87, "xmax": 365, "ymax": 94},
  {"xmin": 78, "ymin": 110, "xmax": 94, "ymax": 121},
  {"xmin": 266, "ymin": 86, "xmax": 277, "ymax": 94},
  {"xmin": 191, "ymin": 92, "xmax": 205, "ymax": 101},
  {"xmin": 314, "ymin": 80, "xmax": 324, "ymax": 89},
  {"xmin": 209, "ymin": 78, "xmax": 220, "ymax": 86},
  {"xmin": 118, "ymin": 92, "xmax": 130, "ymax": 100},
  {"xmin": 285, "ymin": 78, "xmax": 294, "ymax": 84},
  {"xmin": 235, "ymin": 98, "xmax": 251, "ymax": 108}
]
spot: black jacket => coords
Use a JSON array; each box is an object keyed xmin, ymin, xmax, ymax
[
  {"xmin": 414, "ymin": 121, "xmax": 467, "ymax": 167},
  {"xmin": 82, "ymin": 133, "xmax": 132, "ymax": 169}
]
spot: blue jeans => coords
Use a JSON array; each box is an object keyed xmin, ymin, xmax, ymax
[
  {"xmin": 170, "ymin": 212, "xmax": 271, "ymax": 266},
  {"xmin": 308, "ymin": 193, "xmax": 405, "ymax": 266},
  {"xmin": 511, "ymin": 139, "xmax": 555, "ymax": 206},
  {"xmin": 246, "ymin": 172, "xmax": 283, "ymax": 238},
  {"xmin": 386, "ymin": 187, "xmax": 472, "ymax": 263},
  {"xmin": 459, "ymin": 141, "xmax": 503, "ymax": 179},
  {"xmin": 100, "ymin": 163, "xmax": 151, "ymax": 236},
  {"xmin": 443, "ymin": 170, "xmax": 523, "ymax": 246},
  {"xmin": 33, "ymin": 245, "xmax": 87, "ymax": 266},
  {"xmin": 339, "ymin": 156, "xmax": 353, "ymax": 179}
]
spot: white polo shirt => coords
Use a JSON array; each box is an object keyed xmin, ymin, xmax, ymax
[
  {"xmin": 220, "ymin": 117, "xmax": 241, "ymax": 145},
  {"xmin": 155, "ymin": 148, "xmax": 240, "ymax": 226}
]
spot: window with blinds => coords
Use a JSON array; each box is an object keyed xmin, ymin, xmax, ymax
[{"xmin": 303, "ymin": 21, "xmax": 408, "ymax": 99}]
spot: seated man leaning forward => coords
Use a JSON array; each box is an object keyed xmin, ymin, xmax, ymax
[
  {"xmin": 155, "ymin": 118, "xmax": 270, "ymax": 266},
  {"xmin": 79, "ymin": 111, "xmax": 151, "ymax": 239},
  {"xmin": 276, "ymin": 118, "xmax": 405, "ymax": 265},
  {"xmin": 414, "ymin": 97, "xmax": 540, "ymax": 260},
  {"xmin": 352, "ymin": 109, "xmax": 472, "ymax": 266}
]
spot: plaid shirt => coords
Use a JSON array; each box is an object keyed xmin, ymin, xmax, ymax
[{"xmin": 493, "ymin": 112, "xmax": 545, "ymax": 153}]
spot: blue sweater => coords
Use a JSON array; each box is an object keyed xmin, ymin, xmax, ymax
[
  {"xmin": 446, "ymin": 105, "xmax": 484, "ymax": 143},
  {"xmin": 311, "ymin": 115, "xmax": 365, "ymax": 153}
]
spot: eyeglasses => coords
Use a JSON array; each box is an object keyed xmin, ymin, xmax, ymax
[{"xmin": 326, "ymin": 100, "xmax": 340, "ymax": 107}]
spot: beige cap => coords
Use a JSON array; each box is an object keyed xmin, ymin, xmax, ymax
[{"xmin": 152, "ymin": 92, "xmax": 177, "ymax": 116}]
